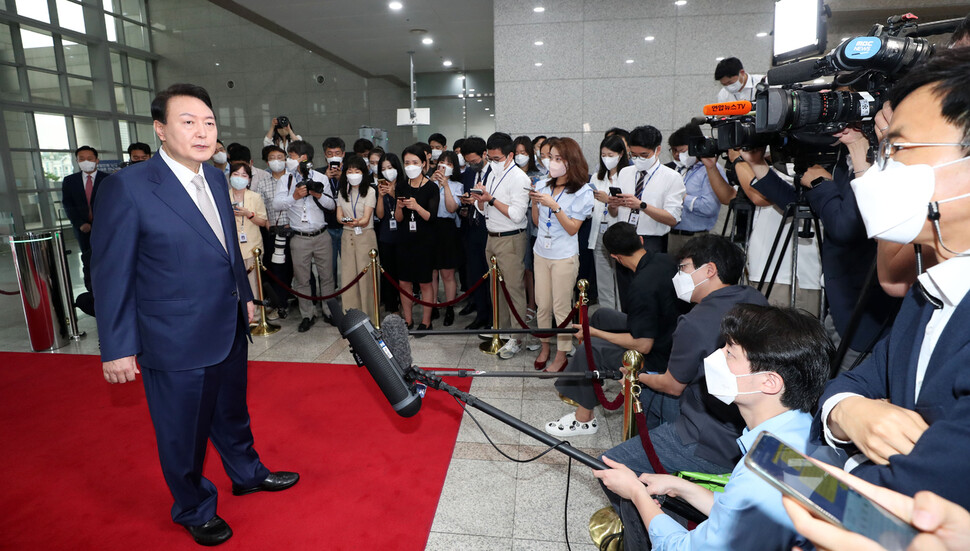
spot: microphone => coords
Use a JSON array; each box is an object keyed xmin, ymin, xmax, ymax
[
  {"xmin": 766, "ymin": 58, "xmax": 822, "ymax": 85},
  {"xmin": 689, "ymin": 116, "xmax": 708, "ymax": 127},
  {"xmin": 338, "ymin": 309, "xmax": 422, "ymax": 417},
  {"xmin": 381, "ymin": 313, "xmax": 412, "ymax": 369},
  {"xmin": 702, "ymin": 101, "xmax": 752, "ymax": 117}
]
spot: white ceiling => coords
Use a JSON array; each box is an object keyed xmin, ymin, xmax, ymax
[{"xmin": 215, "ymin": 0, "xmax": 494, "ymax": 86}]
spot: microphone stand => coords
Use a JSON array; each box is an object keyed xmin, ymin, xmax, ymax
[{"xmin": 406, "ymin": 365, "xmax": 706, "ymax": 524}]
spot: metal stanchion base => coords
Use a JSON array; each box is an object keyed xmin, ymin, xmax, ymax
[
  {"xmin": 250, "ymin": 322, "xmax": 281, "ymax": 336},
  {"xmin": 479, "ymin": 335, "xmax": 506, "ymax": 354},
  {"xmin": 589, "ymin": 506, "xmax": 623, "ymax": 551},
  {"xmin": 70, "ymin": 331, "xmax": 86, "ymax": 341},
  {"xmin": 559, "ymin": 393, "xmax": 580, "ymax": 407}
]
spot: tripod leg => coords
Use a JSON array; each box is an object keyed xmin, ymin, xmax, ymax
[
  {"xmin": 765, "ymin": 221, "xmax": 796, "ymax": 301},
  {"xmin": 758, "ymin": 203, "xmax": 796, "ymax": 294}
]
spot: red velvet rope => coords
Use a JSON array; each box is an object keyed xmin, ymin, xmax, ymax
[
  {"xmin": 262, "ymin": 265, "xmax": 369, "ymax": 301},
  {"xmin": 581, "ymin": 303, "xmax": 624, "ymax": 411},
  {"xmin": 496, "ymin": 277, "xmax": 578, "ymax": 338},
  {"xmin": 635, "ymin": 409, "xmax": 668, "ymax": 475},
  {"xmin": 0, "ymin": 288, "xmax": 20, "ymax": 296},
  {"xmin": 382, "ymin": 270, "xmax": 489, "ymax": 308}
]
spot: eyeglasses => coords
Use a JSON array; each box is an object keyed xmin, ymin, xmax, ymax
[
  {"xmin": 876, "ymin": 138, "xmax": 970, "ymax": 170},
  {"xmin": 629, "ymin": 154, "xmax": 654, "ymax": 161},
  {"xmin": 677, "ymin": 262, "xmax": 694, "ymax": 272}
]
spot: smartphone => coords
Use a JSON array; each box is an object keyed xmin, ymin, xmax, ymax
[
  {"xmin": 746, "ymin": 432, "xmax": 917, "ymax": 551},
  {"xmin": 470, "ymin": 189, "xmax": 484, "ymax": 195},
  {"xmin": 377, "ymin": 178, "xmax": 387, "ymax": 186},
  {"xmin": 232, "ymin": 201, "xmax": 243, "ymax": 208},
  {"xmin": 329, "ymin": 161, "xmax": 341, "ymax": 169},
  {"xmin": 524, "ymin": 186, "xmax": 536, "ymax": 192},
  {"xmin": 609, "ymin": 186, "xmax": 622, "ymax": 196}
]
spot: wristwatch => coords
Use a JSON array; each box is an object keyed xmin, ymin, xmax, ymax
[
  {"xmin": 639, "ymin": 201, "xmax": 647, "ymax": 211},
  {"xmin": 551, "ymin": 207, "xmax": 562, "ymax": 214},
  {"xmin": 488, "ymin": 198, "xmax": 496, "ymax": 206}
]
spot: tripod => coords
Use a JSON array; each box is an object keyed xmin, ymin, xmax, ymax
[
  {"xmin": 756, "ymin": 189, "xmax": 824, "ymax": 313},
  {"xmin": 720, "ymin": 187, "xmax": 755, "ymax": 249}
]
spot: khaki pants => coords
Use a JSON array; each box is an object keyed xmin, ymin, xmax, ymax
[
  {"xmin": 485, "ymin": 231, "xmax": 528, "ymax": 331},
  {"xmin": 340, "ymin": 227, "xmax": 378, "ymax": 315},
  {"xmin": 290, "ymin": 232, "xmax": 335, "ymax": 320},
  {"xmin": 534, "ymin": 253, "xmax": 579, "ymax": 352}
]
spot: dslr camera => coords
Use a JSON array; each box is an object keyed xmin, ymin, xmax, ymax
[
  {"xmin": 276, "ymin": 115, "xmax": 290, "ymax": 129},
  {"xmin": 296, "ymin": 161, "xmax": 325, "ymax": 194}
]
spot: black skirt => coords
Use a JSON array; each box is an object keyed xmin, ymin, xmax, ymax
[{"xmin": 433, "ymin": 217, "xmax": 462, "ymax": 270}]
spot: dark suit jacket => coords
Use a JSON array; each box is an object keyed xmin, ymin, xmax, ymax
[
  {"xmin": 91, "ymin": 154, "xmax": 253, "ymax": 371},
  {"xmin": 62, "ymin": 170, "xmax": 108, "ymax": 229},
  {"xmin": 752, "ymin": 166, "xmax": 900, "ymax": 351},
  {"xmin": 813, "ymin": 287, "xmax": 970, "ymax": 506}
]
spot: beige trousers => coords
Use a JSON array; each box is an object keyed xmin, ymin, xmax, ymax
[
  {"xmin": 340, "ymin": 227, "xmax": 378, "ymax": 315},
  {"xmin": 534, "ymin": 253, "xmax": 579, "ymax": 352},
  {"xmin": 484, "ymin": 231, "xmax": 528, "ymax": 332}
]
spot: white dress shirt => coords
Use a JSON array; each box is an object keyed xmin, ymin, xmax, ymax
[
  {"xmin": 615, "ymin": 162, "xmax": 686, "ymax": 237},
  {"xmin": 588, "ymin": 172, "xmax": 620, "ymax": 249},
  {"xmin": 717, "ymin": 73, "xmax": 764, "ymax": 103},
  {"xmin": 476, "ymin": 161, "xmax": 531, "ymax": 233},
  {"xmin": 273, "ymin": 169, "xmax": 336, "ymax": 232},
  {"xmin": 158, "ymin": 146, "xmax": 223, "ymax": 230}
]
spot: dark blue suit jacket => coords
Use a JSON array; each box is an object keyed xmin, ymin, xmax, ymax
[
  {"xmin": 62, "ymin": 170, "xmax": 108, "ymax": 229},
  {"xmin": 752, "ymin": 166, "xmax": 900, "ymax": 351},
  {"xmin": 91, "ymin": 154, "xmax": 253, "ymax": 371},
  {"xmin": 813, "ymin": 286, "xmax": 970, "ymax": 506}
]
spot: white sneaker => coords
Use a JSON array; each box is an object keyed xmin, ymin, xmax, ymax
[
  {"xmin": 525, "ymin": 341, "xmax": 542, "ymax": 352},
  {"xmin": 544, "ymin": 412, "xmax": 598, "ymax": 436},
  {"xmin": 497, "ymin": 338, "xmax": 520, "ymax": 359}
]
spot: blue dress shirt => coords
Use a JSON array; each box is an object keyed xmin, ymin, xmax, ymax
[{"xmin": 673, "ymin": 162, "xmax": 722, "ymax": 233}]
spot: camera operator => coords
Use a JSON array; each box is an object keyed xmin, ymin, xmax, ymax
[
  {"xmin": 264, "ymin": 116, "xmax": 302, "ymax": 152},
  {"xmin": 715, "ymin": 57, "xmax": 764, "ymax": 103},
  {"xmin": 322, "ymin": 137, "xmax": 346, "ymax": 285},
  {"xmin": 275, "ymin": 140, "xmax": 337, "ymax": 332},
  {"xmin": 748, "ymin": 127, "xmax": 902, "ymax": 370},
  {"xmin": 667, "ymin": 123, "xmax": 727, "ymax": 255},
  {"xmin": 258, "ymin": 145, "xmax": 293, "ymax": 319}
]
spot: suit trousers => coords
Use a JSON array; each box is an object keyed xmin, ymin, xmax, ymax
[
  {"xmin": 141, "ymin": 316, "xmax": 269, "ymax": 527},
  {"xmin": 465, "ymin": 226, "xmax": 491, "ymax": 322},
  {"xmin": 340, "ymin": 227, "xmax": 378, "ymax": 315},
  {"xmin": 485, "ymin": 231, "xmax": 527, "ymax": 331},
  {"xmin": 290, "ymin": 232, "xmax": 335, "ymax": 319},
  {"xmin": 592, "ymin": 230, "xmax": 618, "ymax": 311},
  {"xmin": 534, "ymin": 253, "xmax": 579, "ymax": 352}
]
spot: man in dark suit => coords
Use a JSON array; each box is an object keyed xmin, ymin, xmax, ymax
[
  {"xmin": 456, "ymin": 136, "xmax": 492, "ymax": 329},
  {"xmin": 814, "ymin": 49, "xmax": 970, "ymax": 509},
  {"xmin": 92, "ymin": 83, "xmax": 298, "ymax": 547},
  {"xmin": 61, "ymin": 145, "xmax": 108, "ymax": 291}
]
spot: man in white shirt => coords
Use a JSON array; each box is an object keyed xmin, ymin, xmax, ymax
[
  {"xmin": 274, "ymin": 140, "xmax": 337, "ymax": 332},
  {"xmin": 474, "ymin": 132, "xmax": 532, "ymax": 359},
  {"xmin": 614, "ymin": 125, "xmax": 686, "ymax": 309},
  {"xmin": 715, "ymin": 57, "xmax": 764, "ymax": 103},
  {"xmin": 815, "ymin": 48, "xmax": 970, "ymax": 509}
]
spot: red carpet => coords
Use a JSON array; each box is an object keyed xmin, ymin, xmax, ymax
[{"xmin": 0, "ymin": 352, "xmax": 470, "ymax": 550}]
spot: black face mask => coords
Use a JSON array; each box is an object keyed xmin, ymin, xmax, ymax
[{"xmin": 467, "ymin": 161, "xmax": 484, "ymax": 172}]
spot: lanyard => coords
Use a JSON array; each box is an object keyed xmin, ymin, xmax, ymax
[
  {"xmin": 351, "ymin": 188, "xmax": 360, "ymax": 218},
  {"xmin": 488, "ymin": 163, "xmax": 515, "ymax": 197},
  {"xmin": 545, "ymin": 187, "xmax": 567, "ymax": 231}
]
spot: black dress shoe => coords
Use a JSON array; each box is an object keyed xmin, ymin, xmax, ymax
[
  {"xmin": 458, "ymin": 303, "xmax": 477, "ymax": 316},
  {"xmin": 414, "ymin": 323, "xmax": 432, "ymax": 338},
  {"xmin": 431, "ymin": 308, "xmax": 440, "ymax": 321},
  {"xmin": 443, "ymin": 306, "xmax": 455, "ymax": 327},
  {"xmin": 277, "ymin": 307, "xmax": 288, "ymax": 320},
  {"xmin": 298, "ymin": 317, "xmax": 314, "ymax": 332},
  {"xmin": 232, "ymin": 471, "xmax": 300, "ymax": 496},
  {"xmin": 465, "ymin": 318, "xmax": 490, "ymax": 330},
  {"xmin": 185, "ymin": 515, "xmax": 232, "ymax": 546}
]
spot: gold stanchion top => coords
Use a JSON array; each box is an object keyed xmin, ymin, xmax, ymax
[
  {"xmin": 577, "ymin": 279, "xmax": 589, "ymax": 293},
  {"xmin": 622, "ymin": 349, "xmax": 644, "ymax": 375},
  {"xmin": 489, "ymin": 255, "xmax": 497, "ymax": 266},
  {"xmin": 368, "ymin": 248, "xmax": 378, "ymax": 259},
  {"xmin": 252, "ymin": 247, "xmax": 262, "ymax": 258}
]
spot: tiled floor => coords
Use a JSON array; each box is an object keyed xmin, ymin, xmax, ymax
[{"xmin": 0, "ymin": 234, "xmax": 627, "ymax": 550}]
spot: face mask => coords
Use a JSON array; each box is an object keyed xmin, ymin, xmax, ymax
[
  {"xmin": 468, "ymin": 161, "xmax": 484, "ymax": 172},
  {"xmin": 549, "ymin": 160, "xmax": 567, "ymax": 178},
  {"xmin": 678, "ymin": 151, "xmax": 697, "ymax": 167},
  {"xmin": 383, "ymin": 168, "xmax": 398, "ymax": 182},
  {"xmin": 268, "ymin": 159, "xmax": 286, "ymax": 173},
  {"xmin": 229, "ymin": 176, "xmax": 249, "ymax": 190},
  {"xmin": 285, "ymin": 158, "xmax": 300, "ymax": 171},
  {"xmin": 851, "ymin": 156, "xmax": 970, "ymax": 244},
  {"xmin": 78, "ymin": 160, "xmax": 97, "ymax": 173},
  {"xmin": 404, "ymin": 164, "xmax": 423, "ymax": 180},
  {"xmin": 541, "ymin": 157, "xmax": 552, "ymax": 170},
  {"xmin": 457, "ymin": 153, "xmax": 465, "ymax": 167},
  {"xmin": 431, "ymin": 149, "xmax": 442, "ymax": 160},
  {"xmin": 212, "ymin": 151, "xmax": 227, "ymax": 164},
  {"xmin": 601, "ymin": 156, "xmax": 620, "ymax": 171},
  {"xmin": 369, "ymin": 163, "xmax": 378, "ymax": 174},
  {"xmin": 724, "ymin": 74, "xmax": 744, "ymax": 94},
  {"xmin": 671, "ymin": 264, "xmax": 709, "ymax": 302},
  {"xmin": 347, "ymin": 173, "xmax": 363, "ymax": 186},
  {"xmin": 515, "ymin": 154, "xmax": 530, "ymax": 167},
  {"xmin": 327, "ymin": 156, "xmax": 343, "ymax": 165},
  {"xmin": 703, "ymin": 349, "xmax": 763, "ymax": 405},
  {"xmin": 442, "ymin": 165, "xmax": 454, "ymax": 177},
  {"xmin": 633, "ymin": 155, "xmax": 656, "ymax": 172},
  {"xmin": 490, "ymin": 159, "xmax": 507, "ymax": 174}
]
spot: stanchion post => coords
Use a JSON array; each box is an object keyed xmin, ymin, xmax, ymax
[
  {"xmin": 369, "ymin": 248, "xmax": 381, "ymax": 329},
  {"xmin": 250, "ymin": 248, "xmax": 281, "ymax": 336},
  {"xmin": 480, "ymin": 255, "xmax": 503, "ymax": 354},
  {"xmin": 559, "ymin": 279, "xmax": 590, "ymax": 407}
]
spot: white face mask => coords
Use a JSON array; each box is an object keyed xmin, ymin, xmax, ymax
[
  {"xmin": 514, "ymin": 154, "xmax": 530, "ymax": 167},
  {"xmin": 633, "ymin": 155, "xmax": 656, "ymax": 172},
  {"xmin": 78, "ymin": 160, "xmax": 97, "ymax": 173},
  {"xmin": 723, "ymin": 74, "xmax": 744, "ymax": 94},
  {"xmin": 549, "ymin": 160, "xmax": 567, "ymax": 178},
  {"xmin": 431, "ymin": 149, "xmax": 443, "ymax": 160},
  {"xmin": 347, "ymin": 173, "xmax": 363, "ymax": 186},
  {"xmin": 601, "ymin": 156, "xmax": 620, "ymax": 171},
  {"xmin": 490, "ymin": 158, "xmax": 507, "ymax": 174},
  {"xmin": 212, "ymin": 151, "xmax": 227, "ymax": 164},
  {"xmin": 457, "ymin": 153, "xmax": 465, "ymax": 167},
  {"xmin": 671, "ymin": 264, "xmax": 709, "ymax": 302},
  {"xmin": 268, "ymin": 159, "xmax": 286, "ymax": 173},
  {"xmin": 404, "ymin": 164, "xmax": 423, "ymax": 180},
  {"xmin": 851, "ymin": 156, "xmax": 970, "ymax": 244},
  {"xmin": 541, "ymin": 157, "xmax": 552, "ymax": 170},
  {"xmin": 678, "ymin": 151, "xmax": 697, "ymax": 167},
  {"xmin": 441, "ymin": 165, "xmax": 454, "ymax": 177},
  {"xmin": 703, "ymin": 349, "xmax": 763, "ymax": 405},
  {"xmin": 383, "ymin": 168, "xmax": 398, "ymax": 182},
  {"xmin": 369, "ymin": 163, "xmax": 378, "ymax": 174},
  {"xmin": 327, "ymin": 156, "xmax": 343, "ymax": 165},
  {"xmin": 285, "ymin": 158, "xmax": 300, "ymax": 171},
  {"xmin": 229, "ymin": 176, "xmax": 249, "ymax": 190}
]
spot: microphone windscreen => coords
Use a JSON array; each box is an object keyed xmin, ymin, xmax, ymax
[
  {"xmin": 766, "ymin": 59, "xmax": 819, "ymax": 85},
  {"xmin": 381, "ymin": 313, "xmax": 412, "ymax": 369}
]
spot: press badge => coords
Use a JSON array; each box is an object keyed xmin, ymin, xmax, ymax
[
  {"xmin": 543, "ymin": 235, "xmax": 552, "ymax": 249},
  {"xmin": 389, "ymin": 219, "xmax": 398, "ymax": 230},
  {"xmin": 354, "ymin": 226, "xmax": 362, "ymax": 235},
  {"xmin": 600, "ymin": 221, "xmax": 608, "ymax": 234},
  {"xmin": 628, "ymin": 211, "xmax": 640, "ymax": 226},
  {"xmin": 239, "ymin": 232, "xmax": 248, "ymax": 243},
  {"xmin": 409, "ymin": 220, "xmax": 417, "ymax": 232}
]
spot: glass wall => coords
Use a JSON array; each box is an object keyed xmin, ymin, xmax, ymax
[{"xmin": 0, "ymin": 0, "xmax": 157, "ymax": 232}]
